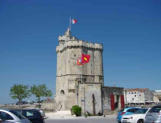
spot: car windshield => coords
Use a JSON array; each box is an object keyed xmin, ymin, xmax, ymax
[
  {"xmin": 135, "ymin": 109, "xmax": 148, "ymax": 114},
  {"xmin": 149, "ymin": 107, "xmax": 161, "ymax": 113},
  {"xmin": 9, "ymin": 110, "xmax": 26, "ymax": 119}
]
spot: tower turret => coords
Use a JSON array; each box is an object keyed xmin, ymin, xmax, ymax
[{"xmin": 58, "ymin": 28, "xmax": 78, "ymax": 45}]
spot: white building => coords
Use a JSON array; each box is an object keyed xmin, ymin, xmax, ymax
[
  {"xmin": 124, "ymin": 88, "xmax": 153, "ymax": 104},
  {"xmin": 153, "ymin": 90, "xmax": 161, "ymax": 103}
]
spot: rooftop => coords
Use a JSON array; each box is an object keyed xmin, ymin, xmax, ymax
[{"xmin": 125, "ymin": 88, "xmax": 149, "ymax": 92}]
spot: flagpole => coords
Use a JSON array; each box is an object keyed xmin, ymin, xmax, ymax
[{"xmin": 69, "ymin": 16, "xmax": 72, "ymax": 31}]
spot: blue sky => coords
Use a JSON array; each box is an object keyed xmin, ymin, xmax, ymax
[{"xmin": 0, "ymin": 0, "xmax": 161, "ymax": 104}]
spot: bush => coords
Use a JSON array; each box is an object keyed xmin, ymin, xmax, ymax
[{"xmin": 71, "ymin": 105, "xmax": 82, "ymax": 116}]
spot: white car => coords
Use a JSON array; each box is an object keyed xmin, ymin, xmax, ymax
[
  {"xmin": 145, "ymin": 105, "xmax": 161, "ymax": 123},
  {"xmin": 0, "ymin": 109, "xmax": 31, "ymax": 123},
  {"xmin": 121, "ymin": 108, "xmax": 150, "ymax": 123}
]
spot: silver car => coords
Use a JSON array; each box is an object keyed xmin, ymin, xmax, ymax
[
  {"xmin": 0, "ymin": 109, "xmax": 31, "ymax": 123},
  {"xmin": 145, "ymin": 105, "xmax": 161, "ymax": 123}
]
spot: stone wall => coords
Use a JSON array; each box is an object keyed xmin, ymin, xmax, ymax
[
  {"xmin": 102, "ymin": 86, "xmax": 124, "ymax": 113},
  {"xmin": 78, "ymin": 83, "xmax": 102, "ymax": 114}
]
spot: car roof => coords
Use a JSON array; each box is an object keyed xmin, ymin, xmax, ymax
[
  {"xmin": 152, "ymin": 105, "xmax": 161, "ymax": 108},
  {"xmin": 10, "ymin": 109, "xmax": 39, "ymax": 111},
  {"xmin": 123, "ymin": 107, "xmax": 141, "ymax": 111}
]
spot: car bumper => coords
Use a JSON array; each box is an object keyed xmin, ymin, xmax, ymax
[{"xmin": 121, "ymin": 119, "xmax": 135, "ymax": 123}]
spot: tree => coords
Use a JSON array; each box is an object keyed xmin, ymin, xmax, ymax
[
  {"xmin": 10, "ymin": 84, "xmax": 30, "ymax": 104},
  {"xmin": 30, "ymin": 84, "xmax": 52, "ymax": 108}
]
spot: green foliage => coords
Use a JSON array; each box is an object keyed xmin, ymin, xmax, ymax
[
  {"xmin": 9, "ymin": 84, "xmax": 52, "ymax": 108},
  {"xmin": 30, "ymin": 84, "xmax": 52, "ymax": 103},
  {"xmin": 71, "ymin": 105, "xmax": 82, "ymax": 116},
  {"xmin": 10, "ymin": 84, "xmax": 30, "ymax": 102}
]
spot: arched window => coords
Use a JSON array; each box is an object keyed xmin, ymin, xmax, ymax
[{"xmin": 60, "ymin": 90, "xmax": 65, "ymax": 95}]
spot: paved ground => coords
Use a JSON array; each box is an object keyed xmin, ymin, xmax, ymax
[
  {"xmin": 45, "ymin": 116, "xmax": 117, "ymax": 123},
  {"xmin": 44, "ymin": 111, "xmax": 118, "ymax": 123}
]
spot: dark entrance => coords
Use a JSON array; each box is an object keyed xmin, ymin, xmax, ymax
[{"xmin": 92, "ymin": 94, "xmax": 96, "ymax": 115}]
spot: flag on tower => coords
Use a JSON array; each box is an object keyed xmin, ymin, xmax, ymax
[
  {"xmin": 69, "ymin": 17, "xmax": 77, "ymax": 30},
  {"xmin": 77, "ymin": 54, "xmax": 90, "ymax": 65},
  {"xmin": 81, "ymin": 54, "xmax": 90, "ymax": 63},
  {"xmin": 77, "ymin": 58, "xmax": 83, "ymax": 65},
  {"xmin": 72, "ymin": 19, "xmax": 77, "ymax": 24}
]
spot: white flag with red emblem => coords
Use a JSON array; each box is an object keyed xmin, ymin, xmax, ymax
[{"xmin": 72, "ymin": 19, "xmax": 77, "ymax": 24}]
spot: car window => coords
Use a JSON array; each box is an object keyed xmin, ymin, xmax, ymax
[
  {"xmin": 26, "ymin": 111, "xmax": 34, "ymax": 117},
  {"xmin": 149, "ymin": 107, "xmax": 161, "ymax": 113},
  {"xmin": 23, "ymin": 110, "xmax": 41, "ymax": 118},
  {"xmin": 0, "ymin": 111, "xmax": 14, "ymax": 120},
  {"xmin": 127, "ymin": 109, "xmax": 135, "ymax": 112},
  {"xmin": 10, "ymin": 110, "xmax": 25, "ymax": 119},
  {"xmin": 135, "ymin": 109, "xmax": 148, "ymax": 114},
  {"xmin": 133, "ymin": 108, "xmax": 140, "ymax": 112},
  {"xmin": 127, "ymin": 108, "xmax": 139, "ymax": 113}
]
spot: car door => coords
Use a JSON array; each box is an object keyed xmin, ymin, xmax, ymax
[{"xmin": 148, "ymin": 106, "xmax": 161, "ymax": 122}]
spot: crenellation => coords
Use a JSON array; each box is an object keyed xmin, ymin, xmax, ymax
[{"xmin": 56, "ymin": 40, "xmax": 103, "ymax": 53}]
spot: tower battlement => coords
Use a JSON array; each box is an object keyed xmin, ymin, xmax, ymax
[
  {"xmin": 56, "ymin": 40, "xmax": 103, "ymax": 53},
  {"xmin": 57, "ymin": 28, "xmax": 103, "ymax": 53}
]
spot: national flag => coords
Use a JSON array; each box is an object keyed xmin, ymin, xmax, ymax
[
  {"xmin": 72, "ymin": 19, "xmax": 77, "ymax": 24},
  {"xmin": 77, "ymin": 58, "xmax": 83, "ymax": 65}
]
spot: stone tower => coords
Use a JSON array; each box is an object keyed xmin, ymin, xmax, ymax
[{"xmin": 55, "ymin": 28, "xmax": 104, "ymax": 114}]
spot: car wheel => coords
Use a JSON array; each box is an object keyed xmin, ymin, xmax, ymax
[{"xmin": 137, "ymin": 119, "xmax": 144, "ymax": 123}]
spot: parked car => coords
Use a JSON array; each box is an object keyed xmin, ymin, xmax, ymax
[
  {"xmin": 0, "ymin": 109, "xmax": 31, "ymax": 123},
  {"xmin": 117, "ymin": 107, "xmax": 141, "ymax": 123},
  {"xmin": 121, "ymin": 108, "xmax": 150, "ymax": 123},
  {"xmin": 10, "ymin": 109, "xmax": 45, "ymax": 123},
  {"xmin": 145, "ymin": 105, "xmax": 161, "ymax": 123}
]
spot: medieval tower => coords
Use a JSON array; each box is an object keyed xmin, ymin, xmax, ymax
[{"xmin": 55, "ymin": 28, "xmax": 104, "ymax": 114}]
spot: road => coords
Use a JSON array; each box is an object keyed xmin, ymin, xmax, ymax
[{"xmin": 45, "ymin": 117, "xmax": 117, "ymax": 123}]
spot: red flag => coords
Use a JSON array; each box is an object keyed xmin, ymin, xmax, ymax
[
  {"xmin": 77, "ymin": 54, "xmax": 90, "ymax": 65},
  {"xmin": 81, "ymin": 54, "xmax": 90, "ymax": 64}
]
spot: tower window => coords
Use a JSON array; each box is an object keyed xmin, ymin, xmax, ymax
[
  {"xmin": 69, "ymin": 89, "xmax": 75, "ymax": 93},
  {"xmin": 60, "ymin": 90, "xmax": 65, "ymax": 95}
]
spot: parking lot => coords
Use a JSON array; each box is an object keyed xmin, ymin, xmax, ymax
[{"xmin": 45, "ymin": 117, "xmax": 117, "ymax": 123}]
